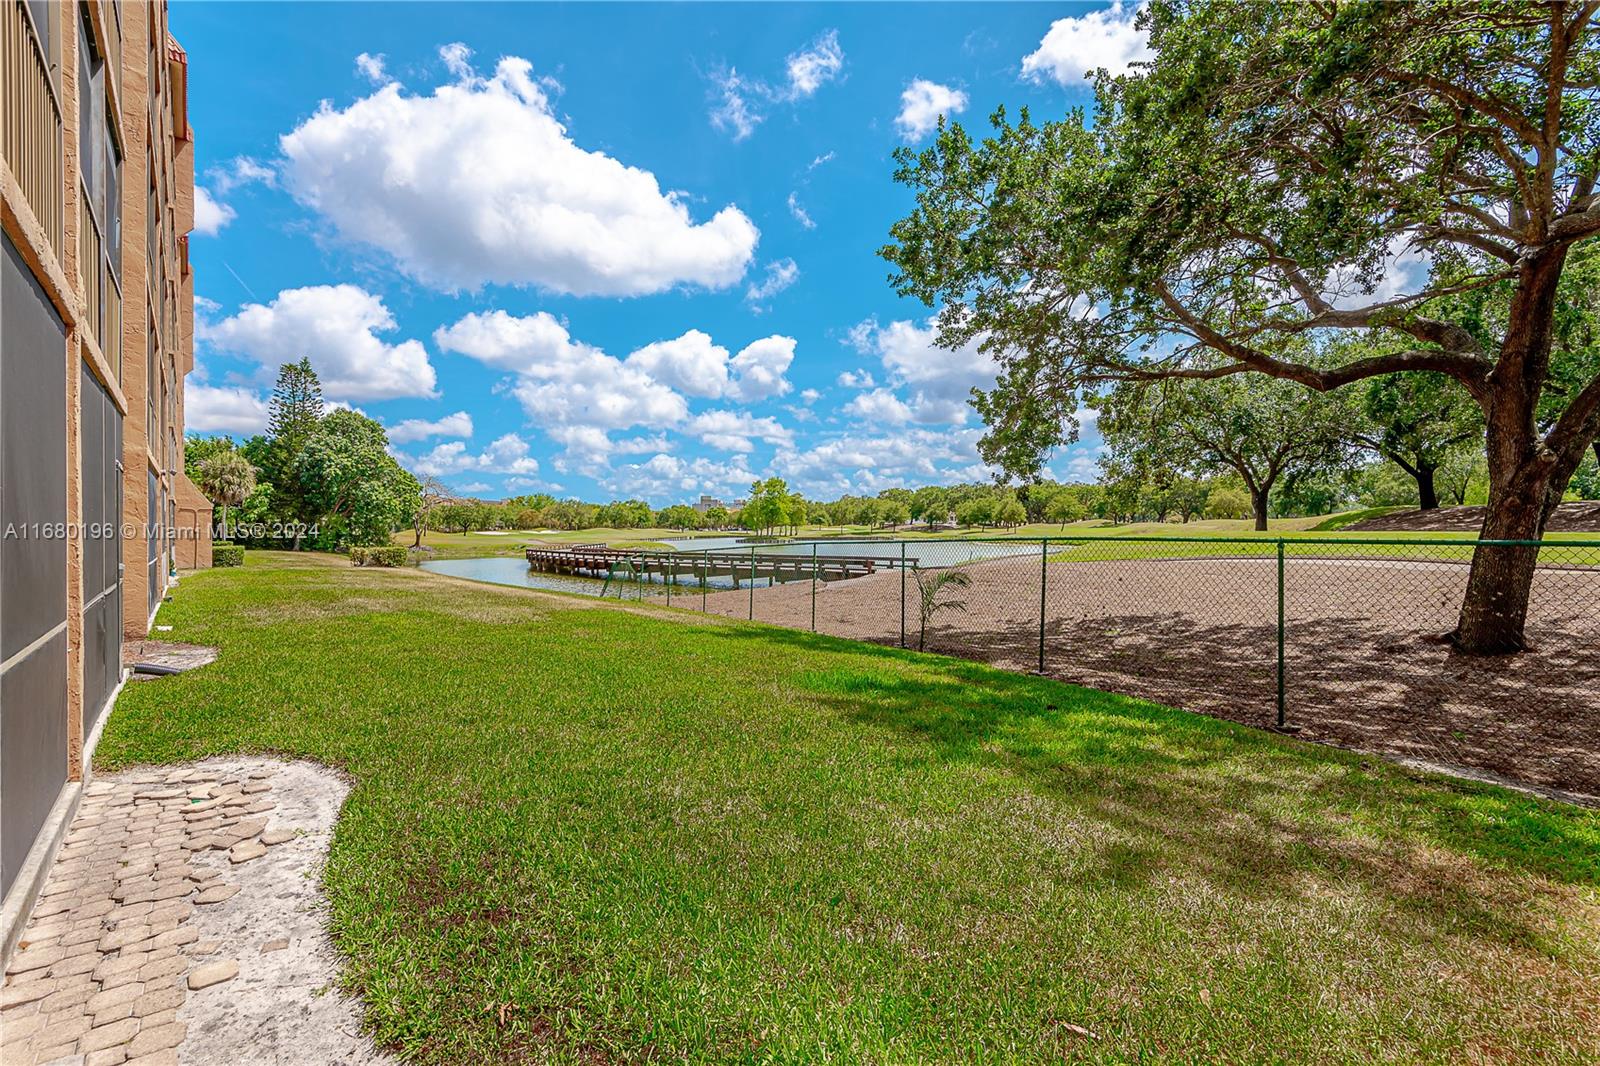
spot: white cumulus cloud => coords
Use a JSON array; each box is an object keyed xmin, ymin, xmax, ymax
[
  {"xmin": 622, "ymin": 329, "xmax": 794, "ymax": 402},
  {"xmin": 685, "ymin": 410, "xmax": 795, "ymax": 452},
  {"xmin": 843, "ymin": 388, "xmax": 913, "ymax": 425},
  {"xmin": 725, "ymin": 335, "xmax": 795, "ymax": 402},
  {"xmin": 774, "ymin": 428, "xmax": 995, "ymax": 497},
  {"xmin": 386, "ymin": 411, "xmax": 474, "ymax": 444},
  {"xmin": 1021, "ymin": 2, "xmax": 1151, "ymax": 86},
  {"xmin": 184, "ymin": 384, "xmax": 269, "ymax": 434},
  {"xmin": 602, "ymin": 453, "xmax": 758, "ymax": 501},
  {"xmin": 281, "ymin": 56, "xmax": 759, "ymax": 295},
  {"xmin": 407, "ymin": 432, "xmax": 541, "ymax": 478},
  {"xmin": 895, "ymin": 79, "xmax": 968, "ymax": 141},
  {"xmin": 436, "ymin": 311, "xmax": 795, "ymax": 460},
  {"xmin": 847, "ymin": 316, "xmax": 997, "ymax": 425},
  {"xmin": 192, "ymin": 187, "xmax": 234, "ymax": 236},
  {"xmin": 202, "ymin": 285, "xmax": 438, "ymax": 402}
]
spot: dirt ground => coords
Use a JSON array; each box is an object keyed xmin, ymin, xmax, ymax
[
  {"xmin": 702, "ymin": 554, "xmax": 1600, "ymax": 800},
  {"xmin": 1349, "ymin": 500, "xmax": 1600, "ymax": 533}
]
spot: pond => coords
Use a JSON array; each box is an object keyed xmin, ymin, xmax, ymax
[
  {"xmin": 421, "ymin": 539, "xmax": 1040, "ymax": 599},
  {"xmin": 419, "ymin": 556, "xmax": 672, "ymax": 599}
]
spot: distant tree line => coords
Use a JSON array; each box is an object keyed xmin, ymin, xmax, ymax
[{"xmin": 186, "ymin": 368, "xmax": 1600, "ymax": 553}]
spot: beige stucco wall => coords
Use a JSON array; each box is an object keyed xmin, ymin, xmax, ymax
[{"xmin": 1, "ymin": 0, "xmax": 198, "ymax": 779}]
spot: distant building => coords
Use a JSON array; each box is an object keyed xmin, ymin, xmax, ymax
[
  {"xmin": 692, "ymin": 494, "xmax": 726, "ymax": 513},
  {"xmin": 2, "ymin": 0, "xmax": 206, "ymax": 951}
]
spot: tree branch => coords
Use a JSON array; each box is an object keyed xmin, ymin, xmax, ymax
[
  {"xmin": 1152, "ymin": 281, "xmax": 1493, "ymax": 394},
  {"xmin": 1544, "ymin": 369, "xmax": 1600, "ymax": 462},
  {"xmin": 1382, "ymin": 68, "xmax": 1544, "ymax": 148},
  {"xmin": 1549, "ymin": 201, "xmax": 1600, "ymax": 242}
]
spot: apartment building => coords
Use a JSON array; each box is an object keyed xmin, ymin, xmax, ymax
[{"xmin": 2, "ymin": 0, "xmax": 210, "ymax": 948}]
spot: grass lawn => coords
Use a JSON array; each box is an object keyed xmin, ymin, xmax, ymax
[{"xmin": 100, "ymin": 554, "xmax": 1599, "ymax": 1063}]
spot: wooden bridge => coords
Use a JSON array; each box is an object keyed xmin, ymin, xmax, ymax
[{"xmin": 525, "ymin": 545, "xmax": 915, "ymax": 586}]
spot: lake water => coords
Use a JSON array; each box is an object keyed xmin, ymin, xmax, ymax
[
  {"xmin": 420, "ymin": 556, "xmax": 674, "ymax": 598},
  {"xmin": 421, "ymin": 538, "xmax": 1038, "ymax": 599}
]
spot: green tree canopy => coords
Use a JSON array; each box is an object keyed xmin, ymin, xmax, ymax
[
  {"xmin": 1101, "ymin": 374, "xmax": 1356, "ymax": 530},
  {"xmin": 1358, "ymin": 371, "xmax": 1482, "ymax": 510},
  {"xmin": 184, "ymin": 434, "xmax": 236, "ymax": 482},
  {"xmin": 296, "ymin": 410, "xmax": 420, "ymax": 547},
  {"xmin": 884, "ymin": 1, "xmax": 1600, "ymax": 651}
]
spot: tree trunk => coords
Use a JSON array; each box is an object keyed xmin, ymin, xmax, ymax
[
  {"xmin": 1453, "ymin": 247, "xmax": 1567, "ymax": 655},
  {"xmin": 1416, "ymin": 465, "xmax": 1439, "ymax": 511},
  {"xmin": 1250, "ymin": 488, "xmax": 1269, "ymax": 531},
  {"xmin": 1453, "ymin": 478, "xmax": 1547, "ymax": 654}
]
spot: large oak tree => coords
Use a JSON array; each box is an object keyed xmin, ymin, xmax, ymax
[
  {"xmin": 883, "ymin": 0, "xmax": 1600, "ymax": 653},
  {"xmin": 1101, "ymin": 373, "xmax": 1358, "ymax": 530}
]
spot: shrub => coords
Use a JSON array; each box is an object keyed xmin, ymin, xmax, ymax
[
  {"xmin": 350, "ymin": 545, "xmax": 408, "ymax": 568},
  {"xmin": 212, "ymin": 543, "xmax": 244, "ymax": 568}
]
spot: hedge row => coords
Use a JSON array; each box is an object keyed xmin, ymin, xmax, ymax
[
  {"xmin": 212, "ymin": 543, "xmax": 244, "ymax": 568},
  {"xmin": 350, "ymin": 545, "xmax": 408, "ymax": 567}
]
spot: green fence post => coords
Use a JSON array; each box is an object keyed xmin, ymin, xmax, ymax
[
  {"xmin": 899, "ymin": 542, "xmax": 907, "ymax": 648},
  {"xmin": 1276, "ymin": 538, "xmax": 1289, "ymax": 730},
  {"xmin": 701, "ymin": 549, "xmax": 708, "ymax": 612},
  {"xmin": 1038, "ymin": 538, "xmax": 1048, "ymax": 672},
  {"xmin": 749, "ymin": 545, "xmax": 755, "ymax": 620},
  {"xmin": 666, "ymin": 559, "xmax": 672, "ymax": 607},
  {"xmin": 811, "ymin": 543, "xmax": 818, "ymax": 632}
]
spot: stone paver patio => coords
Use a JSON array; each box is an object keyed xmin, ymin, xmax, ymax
[{"xmin": 1, "ymin": 759, "xmax": 389, "ymax": 1066}]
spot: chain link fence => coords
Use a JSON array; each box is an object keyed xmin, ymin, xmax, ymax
[{"xmin": 609, "ymin": 535, "xmax": 1599, "ymax": 798}]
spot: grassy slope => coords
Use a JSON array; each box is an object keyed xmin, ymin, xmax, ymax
[
  {"xmin": 1308, "ymin": 506, "xmax": 1410, "ymax": 532},
  {"xmin": 99, "ymin": 555, "xmax": 1600, "ymax": 1064}
]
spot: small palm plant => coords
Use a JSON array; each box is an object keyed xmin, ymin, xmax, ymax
[
  {"xmin": 196, "ymin": 451, "xmax": 256, "ymax": 540},
  {"xmin": 913, "ymin": 564, "xmax": 972, "ymax": 651}
]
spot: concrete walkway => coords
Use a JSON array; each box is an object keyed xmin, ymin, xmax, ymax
[{"xmin": 1, "ymin": 759, "xmax": 392, "ymax": 1066}]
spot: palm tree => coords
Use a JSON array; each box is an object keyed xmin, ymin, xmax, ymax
[
  {"xmin": 196, "ymin": 450, "xmax": 256, "ymax": 540},
  {"xmin": 913, "ymin": 564, "xmax": 972, "ymax": 652}
]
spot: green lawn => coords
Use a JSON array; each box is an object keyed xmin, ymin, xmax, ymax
[{"xmin": 100, "ymin": 554, "xmax": 1599, "ymax": 1063}]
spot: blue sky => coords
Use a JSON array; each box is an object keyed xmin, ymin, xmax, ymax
[{"xmin": 179, "ymin": 2, "xmax": 1147, "ymax": 504}]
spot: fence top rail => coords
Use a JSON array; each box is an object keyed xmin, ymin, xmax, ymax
[
  {"xmin": 736, "ymin": 534, "xmax": 1600, "ymax": 549},
  {"xmin": 527, "ymin": 546, "xmax": 914, "ymax": 564}
]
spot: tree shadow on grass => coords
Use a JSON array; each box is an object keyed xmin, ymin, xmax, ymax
[
  {"xmin": 721, "ymin": 557, "xmax": 1600, "ymax": 797},
  {"xmin": 701, "ymin": 624, "xmax": 1599, "ymax": 953},
  {"xmin": 766, "ymin": 602, "xmax": 1600, "ymax": 799}
]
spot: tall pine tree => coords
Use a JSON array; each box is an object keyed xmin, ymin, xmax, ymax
[{"xmin": 264, "ymin": 358, "xmax": 324, "ymax": 548}]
